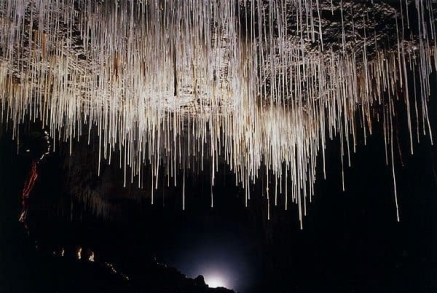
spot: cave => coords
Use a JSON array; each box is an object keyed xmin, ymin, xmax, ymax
[{"xmin": 0, "ymin": 1, "xmax": 436, "ymax": 292}]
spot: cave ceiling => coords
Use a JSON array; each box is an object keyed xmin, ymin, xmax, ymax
[{"xmin": 0, "ymin": 0, "xmax": 436, "ymax": 220}]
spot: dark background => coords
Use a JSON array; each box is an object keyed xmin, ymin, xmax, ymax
[{"xmin": 0, "ymin": 73, "xmax": 436, "ymax": 293}]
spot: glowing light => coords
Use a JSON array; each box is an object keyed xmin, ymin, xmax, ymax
[{"xmin": 204, "ymin": 273, "xmax": 229, "ymax": 289}]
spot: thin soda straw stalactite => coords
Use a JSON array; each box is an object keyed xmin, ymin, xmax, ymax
[{"xmin": 0, "ymin": 1, "xmax": 436, "ymax": 224}]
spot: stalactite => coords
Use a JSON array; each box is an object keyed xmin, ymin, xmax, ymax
[{"xmin": 0, "ymin": 0, "xmax": 436, "ymax": 224}]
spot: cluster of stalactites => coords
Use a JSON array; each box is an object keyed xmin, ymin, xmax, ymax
[{"xmin": 0, "ymin": 0, "xmax": 435, "ymax": 224}]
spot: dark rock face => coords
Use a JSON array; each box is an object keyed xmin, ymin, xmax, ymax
[
  {"xmin": 0, "ymin": 243, "xmax": 236, "ymax": 293},
  {"xmin": 194, "ymin": 275, "xmax": 207, "ymax": 287},
  {"xmin": 1, "ymin": 132, "xmax": 238, "ymax": 293}
]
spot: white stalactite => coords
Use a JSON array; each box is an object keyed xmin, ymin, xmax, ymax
[{"xmin": 0, "ymin": 0, "xmax": 435, "ymax": 224}]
